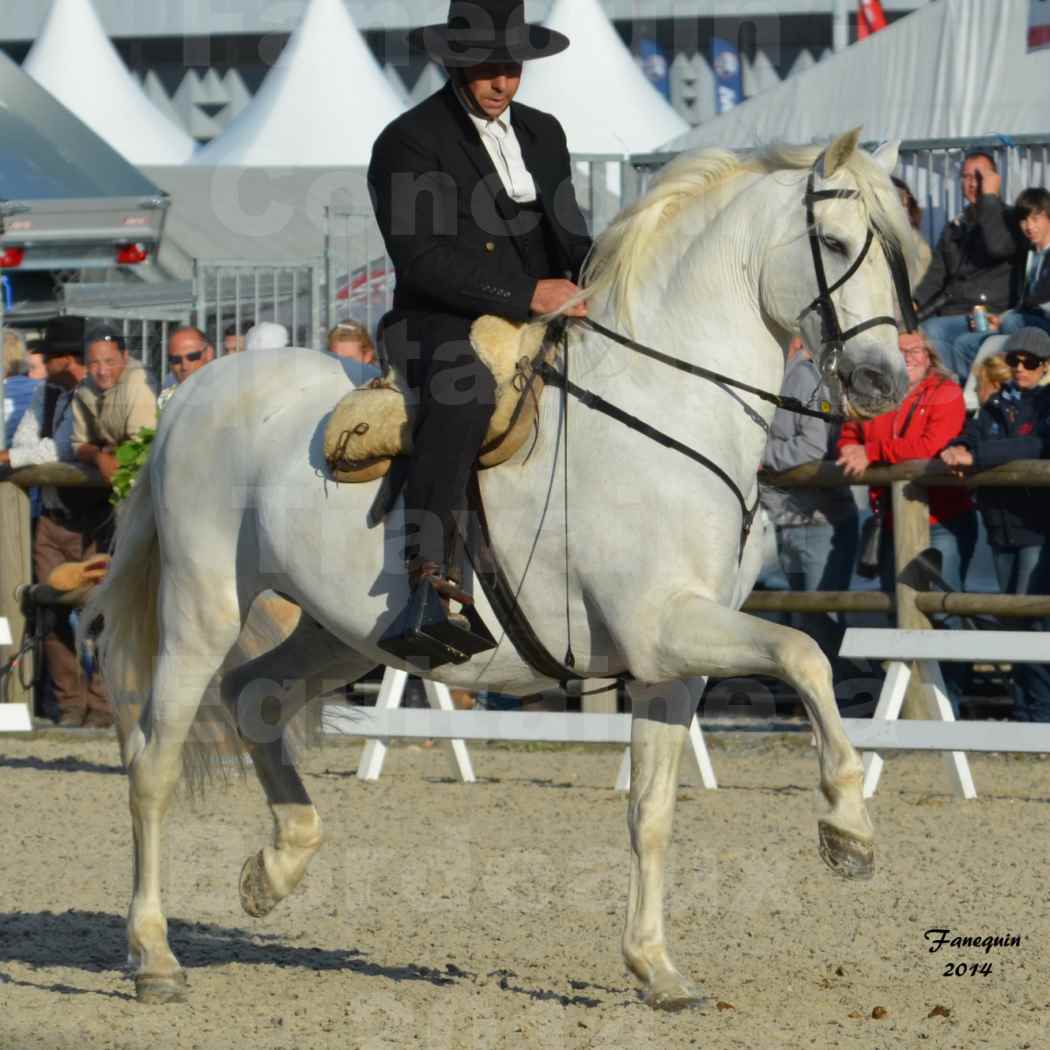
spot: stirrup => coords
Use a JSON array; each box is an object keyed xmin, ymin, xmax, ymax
[{"xmin": 378, "ymin": 577, "xmax": 497, "ymax": 670}]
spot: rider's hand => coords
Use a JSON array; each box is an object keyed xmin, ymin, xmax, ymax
[
  {"xmin": 530, "ymin": 279, "xmax": 588, "ymax": 318},
  {"xmin": 988, "ymin": 313, "xmax": 1001, "ymax": 331}
]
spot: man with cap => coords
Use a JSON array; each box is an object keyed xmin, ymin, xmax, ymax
[
  {"xmin": 0, "ymin": 317, "xmax": 114, "ymax": 727},
  {"xmin": 942, "ymin": 327, "xmax": 1050, "ymax": 722},
  {"xmin": 368, "ymin": 0, "xmax": 592, "ymax": 630}
]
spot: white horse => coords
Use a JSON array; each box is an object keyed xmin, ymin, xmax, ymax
[{"xmin": 91, "ymin": 131, "xmax": 911, "ymax": 1009}]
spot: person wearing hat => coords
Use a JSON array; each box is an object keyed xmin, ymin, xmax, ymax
[
  {"xmin": 942, "ymin": 327, "xmax": 1050, "ymax": 722},
  {"xmin": 0, "ymin": 317, "xmax": 115, "ymax": 727},
  {"xmin": 71, "ymin": 324, "xmax": 157, "ymax": 486},
  {"xmin": 368, "ymin": 0, "xmax": 592, "ymax": 628}
]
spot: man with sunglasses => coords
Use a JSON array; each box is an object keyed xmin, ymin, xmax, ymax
[
  {"xmin": 158, "ymin": 327, "xmax": 215, "ymax": 410},
  {"xmin": 942, "ymin": 328, "xmax": 1050, "ymax": 722}
]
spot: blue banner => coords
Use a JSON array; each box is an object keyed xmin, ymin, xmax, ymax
[
  {"xmin": 637, "ymin": 38, "xmax": 670, "ymax": 100},
  {"xmin": 711, "ymin": 37, "xmax": 743, "ymax": 114}
]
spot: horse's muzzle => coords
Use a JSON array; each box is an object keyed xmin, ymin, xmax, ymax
[{"xmin": 840, "ymin": 362, "xmax": 905, "ymax": 420}]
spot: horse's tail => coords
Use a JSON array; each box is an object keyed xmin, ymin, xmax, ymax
[{"xmin": 81, "ymin": 466, "xmax": 160, "ymax": 756}]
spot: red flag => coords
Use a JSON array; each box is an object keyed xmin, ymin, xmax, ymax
[{"xmin": 856, "ymin": 0, "xmax": 888, "ymax": 39}]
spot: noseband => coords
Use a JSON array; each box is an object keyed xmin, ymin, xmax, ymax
[{"xmin": 797, "ymin": 170, "xmax": 918, "ymax": 389}]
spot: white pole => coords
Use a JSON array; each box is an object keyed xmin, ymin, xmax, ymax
[{"xmin": 832, "ymin": 0, "xmax": 850, "ymax": 53}]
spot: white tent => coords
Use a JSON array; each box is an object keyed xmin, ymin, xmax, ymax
[
  {"xmin": 193, "ymin": 0, "xmax": 404, "ymax": 166},
  {"xmin": 786, "ymin": 49, "xmax": 816, "ymax": 80},
  {"xmin": 23, "ymin": 0, "xmax": 195, "ymax": 165},
  {"xmin": 666, "ymin": 0, "xmax": 1050, "ymax": 151},
  {"xmin": 745, "ymin": 50, "xmax": 781, "ymax": 96},
  {"xmin": 516, "ymin": 0, "xmax": 688, "ymax": 154},
  {"xmin": 219, "ymin": 69, "xmax": 253, "ymax": 127},
  {"xmin": 409, "ymin": 62, "xmax": 446, "ymax": 106},
  {"xmin": 384, "ymin": 62, "xmax": 409, "ymax": 105}
]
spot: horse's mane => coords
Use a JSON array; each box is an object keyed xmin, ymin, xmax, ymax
[{"xmin": 581, "ymin": 141, "xmax": 910, "ymax": 332}]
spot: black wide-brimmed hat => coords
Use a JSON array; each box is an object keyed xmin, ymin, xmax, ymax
[
  {"xmin": 410, "ymin": 1, "xmax": 570, "ymax": 68},
  {"xmin": 29, "ymin": 315, "xmax": 86, "ymax": 358}
]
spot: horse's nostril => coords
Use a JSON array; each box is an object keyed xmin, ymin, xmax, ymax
[{"xmin": 850, "ymin": 366, "xmax": 891, "ymax": 399}]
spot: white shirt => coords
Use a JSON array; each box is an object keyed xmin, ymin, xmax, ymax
[
  {"xmin": 464, "ymin": 103, "xmax": 538, "ymax": 204},
  {"xmin": 9, "ymin": 382, "xmax": 76, "ymax": 510}
]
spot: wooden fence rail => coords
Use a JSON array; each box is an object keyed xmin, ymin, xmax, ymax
[{"xmin": 3, "ymin": 458, "xmax": 1050, "ymax": 711}]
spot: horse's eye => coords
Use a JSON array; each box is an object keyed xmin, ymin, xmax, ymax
[{"xmin": 821, "ymin": 234, "xmax": 848, "ymax": 256}]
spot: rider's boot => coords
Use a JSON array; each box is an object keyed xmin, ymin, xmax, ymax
[{"xmin": 406, "ymin": 556, "xmax": 471, "ymax": 631}]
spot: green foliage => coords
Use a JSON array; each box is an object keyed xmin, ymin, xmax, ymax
[{"xmin": 110, "ymin": 427, "xmax": 155, "ymax": 505}]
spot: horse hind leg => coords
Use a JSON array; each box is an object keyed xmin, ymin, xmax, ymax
[
  {"xmin": 125, "ymin": 586, "xmax": 243, "ymax": 1005},
  {"xmin": 217, "ymin": 601, "xmax": 377, "ymax": 918}
]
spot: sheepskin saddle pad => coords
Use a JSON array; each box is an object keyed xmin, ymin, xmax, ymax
[{"xmin": 324, "ymin": 316, "xmax": 551, "ymax": 484}]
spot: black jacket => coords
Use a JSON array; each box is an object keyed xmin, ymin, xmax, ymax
[
  {"xmin": 956, "ymin": 382, "xmax": 1050, "ymax": 547},
  {"xmin": 368, "ymin": 82, "xmax": 592, "ymax": 326},
  {"xmin": 914, "ymin": 195, "xmax": 1027, "ymax": 317},
  {"xmin": 1018, "ymin": 248, "xmax": 1050, "ymax": 314}
]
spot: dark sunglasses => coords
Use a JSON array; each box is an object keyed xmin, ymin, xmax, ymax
[
  {"xmin": 168, "ymin": 348, "xmax": 206, "ymax": 366},
  {"xmin": 1005, "ymin": 352, "xmax": 1045, "ymax": 370}
]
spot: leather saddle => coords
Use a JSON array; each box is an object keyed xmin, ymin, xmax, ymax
[{"xmin": 323, "ymin": 316, "xmax": 554, "ymax": 484}]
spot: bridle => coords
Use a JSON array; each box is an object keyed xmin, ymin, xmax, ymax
[{"xmin": 798, "ymin": 169, "xmax": 918, "ymax": 394}]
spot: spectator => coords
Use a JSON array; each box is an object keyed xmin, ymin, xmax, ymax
[
  {"xmin": 71, "ymin": 326, "xmax": 157, "ymax": 488},
  {"xmin": 0, "ymin": 317, "xmax": 113, "ymax": 727},
  {"xmin": 3, "ymin": 328, "xmax": 42, "ymax": 445},
  {"xmin": 891, "ymin": 175, "xmax": 933, "ymax": 289},
  {"xmin": 760, "ymin": 337, "xmax": 858, "ymax": 662},
  {"xmin": 837, "ymin": 331, "xmax": 977, "ymax": 712},
  {"xmin": 26, "ymin": 350, "xmax": 46, "ymax": 380},
  {"xmin": 941, "ymin": 328, "xmax": 1050, "ymax": 722},
  {"xmin": 944, "ymin": 187, "xmax": 1050, "ymax": 385},
  {"xmin": 328, "ymin": 321, "xmax": 377, "ymax": 365},
  {"xmin": 973, "ymin": 354, "xmax": 1012, "ymax": 407},
  {"xmin": 915, "ymin": 152, "xmax": 1026, "ymax": 367},
  {"xmin": 837, "ymin": 332, "xmax": 975, "ymax": 590},
  {"xmin": 158, "ymin": 326, "xmax": 215, "ymax": 411},
  {"xmin": 223, "ymin": 322, "xmax": 250, "ymax": 356},
  {"xmin": 245, "ymin": 321, "xmax": 289, "ymax": 351}
]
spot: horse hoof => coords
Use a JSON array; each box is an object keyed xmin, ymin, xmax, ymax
[
  {"xmin": 240, "ymin": 850, "xmax": 280, "ymax": 918},
  {"xmin": 135, "ymin": 971, "xmax": 188, "ymax": 1005},
  {"xmin": 818, "ymin": 820, "xmax": 875, "ymax": 880},
  {"xmin": 644, "ymin": 979, "xmax": 707, "ymax": 1012}
]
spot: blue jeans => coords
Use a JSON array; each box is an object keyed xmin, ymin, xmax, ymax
[
  {"xmin": 879, "ymin": 511, "xmax": 979, "ymax": 714},
  {"xmin": 948, "ymin": 311, "xmax": 1050, "ymax": 384},
  {"xmin": 776, "ymin": 515, "xmax": 859, "ymax": 660},
  {"xmin": 993, "ymin": 544, "xmax": 1050, "ymax": 722},
  {"xmin": 921, "ymin": 314, "xmax": 972, "ymax": 377}
]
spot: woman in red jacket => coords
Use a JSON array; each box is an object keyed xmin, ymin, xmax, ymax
[{"xmin": 836, "ymin": 331, "xmax": 977, "ymax": 596}]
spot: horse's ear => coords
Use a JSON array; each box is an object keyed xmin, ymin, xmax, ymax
[
  {"xmin": 817, "ymin": 128, "xmax": 862, "ymax": 179},
  {"xmin": 871, "ymin": 139, "xmax": 901, "ymax": 175}
]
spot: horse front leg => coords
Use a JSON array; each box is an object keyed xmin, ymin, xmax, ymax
[
  {"xmin": 621, "ymin": 592, "xmax": 874, "ymax": 1010},
  {"xmin": 650, "ymin": 592, "xmax": 873, "ymax": 874},
  {"xmin": 623, "ymin": 679, "xmax": 706, "ymax": 1011}
]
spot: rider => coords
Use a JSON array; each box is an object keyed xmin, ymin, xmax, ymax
[{"xmin": 368, "ymin": 0, "xmax": 592, "ymax": 627}]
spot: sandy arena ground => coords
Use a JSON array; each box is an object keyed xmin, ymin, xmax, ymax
[{"xmin": 0, "ymin": 727, "xmax": 1047, "ymax": 1050}]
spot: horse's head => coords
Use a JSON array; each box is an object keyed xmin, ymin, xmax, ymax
[{"xmin": 762, "ymin": 130, "xmax": 911, "ymax": 419}]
